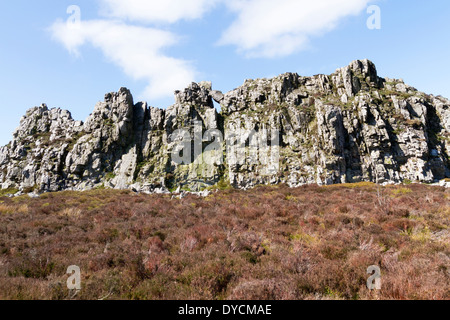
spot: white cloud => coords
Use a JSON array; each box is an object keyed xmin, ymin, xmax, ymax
[
  {"xmin": 99, "ymin": 0, "xmax": 220, "ymax": 24},
  {"xmin": 49, "ymin": 0, "xmax": 375, "ymax": 101},
  {"xmin": 49, "ymin": 0, "xmax": 222, "ymax": 101},
  {"xmin": 50, "ymin": 19, "xmax": 196, "ymax": 100},
  {"xmin": 219, "ymin": 0, "xmax": 372, "ymax": 58}
]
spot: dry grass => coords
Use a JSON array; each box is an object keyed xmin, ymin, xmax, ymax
[
  {"xmin": 0, "ymin": 203, "xmax": 28, "ymax": 215},
  {"xmin": 0, "ymin": 184, "xmax": 448, "ymax": 300}
]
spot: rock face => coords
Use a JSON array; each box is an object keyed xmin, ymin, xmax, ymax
[{"xmin": 1, "ymin": 59, "xmax": 449, "ymax": 193}]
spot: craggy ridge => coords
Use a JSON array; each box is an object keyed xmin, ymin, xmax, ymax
[{"xmin": 1, "ymin": 59, "xmax": 450, "ymax": 195}]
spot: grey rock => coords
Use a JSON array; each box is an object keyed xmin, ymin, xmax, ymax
[
  {"xmin": 211, "ymin": 90, "xmax": 225, "ymax": 103},
  {"xmin": 0, "ymin": 60, "xmax": 449, "ymax": 194}
]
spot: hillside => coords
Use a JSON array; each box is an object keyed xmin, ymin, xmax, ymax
[
  {"xmin": 0, "ymin": 59, "xmax": 449, "ymax": 300},
  {"xmin": 0, "ymin": 183, "xmax": 448, "ymax": 300},
  {"xmin": 1, "ymin": 59, "xmax": 450, "ymax": 195}
]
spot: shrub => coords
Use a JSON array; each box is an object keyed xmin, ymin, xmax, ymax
[{"xmin": 0, "ymin": 184, "xmax": 447, "ymax": 300}]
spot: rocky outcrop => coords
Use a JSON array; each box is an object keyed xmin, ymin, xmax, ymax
[{"xmin": 1, "ymin": 59, "xmax": 449, "ymax": 194}]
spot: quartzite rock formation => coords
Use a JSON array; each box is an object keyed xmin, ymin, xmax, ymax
[{"xmin": 1, "ymin": 60, "xmax": 449, "ymax": 194}]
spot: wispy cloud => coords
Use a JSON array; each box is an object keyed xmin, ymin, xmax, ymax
[
  {"xmin": 219, "ymin": 0, "xmax": 372, "ymax": 58},
  {"xmin": 98, "ymin": 0, "xmax": 220, "ymax": 24},
  {"xmin": 49, "ymin": 0, "xmax": 375, "ymax": 101},
  {"xmin": 50, "ymin": 19, "xmax": 196, "ymax": 100}
]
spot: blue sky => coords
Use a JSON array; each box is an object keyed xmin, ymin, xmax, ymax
[{"xmin": 1, "ymin": 0, "xmax": 449, "ymax": 146}]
